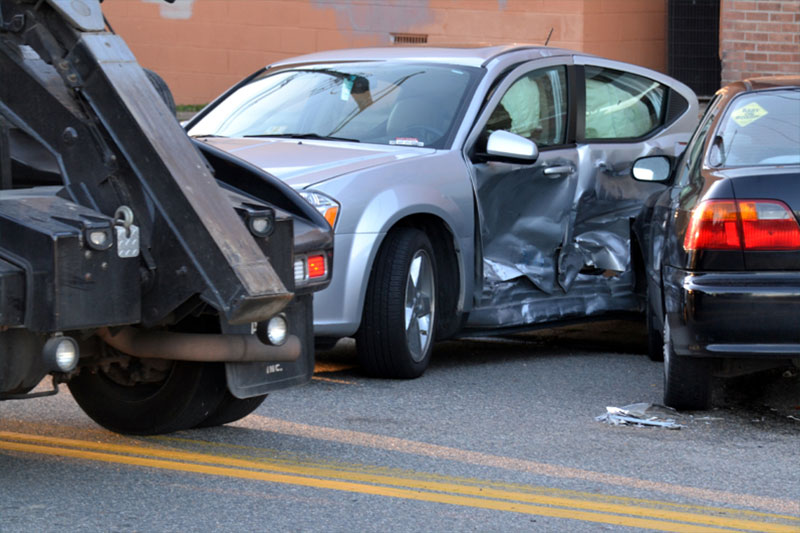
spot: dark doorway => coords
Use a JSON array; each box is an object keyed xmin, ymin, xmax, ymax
[{"xmin": 668, "ymin": 0, "xmax": 721, "ymax": 97}]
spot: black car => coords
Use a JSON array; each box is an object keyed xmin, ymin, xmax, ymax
[{"xmin": 632, "ymin": 76, "xmax": 800, "ymax": 410}]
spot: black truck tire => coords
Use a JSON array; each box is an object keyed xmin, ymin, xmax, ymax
[
  {"xmin": 195, "ymin": 391, "xmax": 268, "ymax": 428},
  {"xmin": 144, "ymin": 68, "xmax": 176, "ymax": 117},
  {"xmin": 356, "ymin": 227, "xmax": 437, "ymax": 379},
  {"xmin": 68, "ymin": 360, "xmax": 227, "ymax": 435},
  {"xmin": 194, "ymin": 365, "xmax": 267, "ymax": 428}
]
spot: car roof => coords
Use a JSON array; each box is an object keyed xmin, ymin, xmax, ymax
[
  {"xmin": 725, "ymin": 76, "xmax": 800, "ymax": 94},
  {"xmin": 745, "ymin": 76, "xmax": 800, "ymax": 90},
  {"xmin": 268, "ymin": 45, "xmax": 576, "ymax": 69}
]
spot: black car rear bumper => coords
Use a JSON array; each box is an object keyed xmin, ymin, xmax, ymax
[{"xmin": 663, "ymin": 266, "xmax": 800, "ymax": 358}]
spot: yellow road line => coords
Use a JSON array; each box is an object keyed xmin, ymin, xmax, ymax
[
  {"xmin": 0, "ymin": 438, "xmax": 750, "ymax": 533},
  {"xmin": 311, "ymin": 376, "xmax": 357, "ymax": 385},
  {"xmin": 313, "ymin": 362, "xmax": 357, "ymax": 373},
  {"xmin": 157, "ymin": 433, "xmax": 794, "ymax": 523},
  {"xmin": 1, "ymin": 432, "xmax": 795, "ymax": 533},
  {"xmin": 247, "ymin": 415, "xmax": 800, "ymax": 515}
]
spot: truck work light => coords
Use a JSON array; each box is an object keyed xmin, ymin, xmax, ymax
[
  {"xmin": 266, "ymin": 314, "xmax": 288, "ymax": 346},
  {"xmin": 42, "ymin": 336, "xmax": 79, "ymax": 372},
  {"xmin": 86, "ymin": 228, "xmax": 113, "ymax": 250}
]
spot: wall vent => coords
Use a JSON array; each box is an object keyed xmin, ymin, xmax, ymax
[{"xmin": 391, "ymin": 33, "xmax": 428, "ymax": 45}]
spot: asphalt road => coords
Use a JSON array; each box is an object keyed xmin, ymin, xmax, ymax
[{"xmin": 1, "ymin": 320, "xmax": 798, "ymax": 532}]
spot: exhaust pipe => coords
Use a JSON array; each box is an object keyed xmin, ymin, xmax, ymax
[{"xmin": 96, "ymin": 327, "xmax": 301, "ymax": 363}]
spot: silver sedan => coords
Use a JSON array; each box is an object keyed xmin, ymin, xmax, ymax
[{"xmin": 188, "ymin": 45, "xmax": 699, "ymax": 378}]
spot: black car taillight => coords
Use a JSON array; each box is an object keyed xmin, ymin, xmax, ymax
[{"xmin": 684, "ymin": 199, "xmax": 800, "ymax": 251}]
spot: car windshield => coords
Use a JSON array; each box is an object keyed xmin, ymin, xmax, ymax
[
  {"xmin": 708, "ymin": 88, "xmax": 800, "ymax": 167},
  {"xmin": 188, "ymin": 62, "xmax": 482, "ymax": 149}
]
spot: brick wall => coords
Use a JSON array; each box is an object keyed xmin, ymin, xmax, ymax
[
  {"xmin": 719, "ymin": 0, "xmax": 800, "ymax": 85},
  {"xmin": 102, "ymin": 0, "xmax": 668, "ymax": 105}
]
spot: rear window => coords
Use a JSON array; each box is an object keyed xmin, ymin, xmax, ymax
[
  {"xmin": 708, "ymin": 88, "xmax": 800, "ymax": 167},
  {"xmin": 584, "ymin": 66, "xmax": 667, "ymax": 140}
]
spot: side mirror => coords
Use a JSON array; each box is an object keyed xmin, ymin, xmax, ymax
[
  {"xmin": 485, "ymin": 130, "xmax": 539, "ymax": 163},
  {"xmin": 631, "ymin": 155, "xmax": 672, "ymax": 183}
]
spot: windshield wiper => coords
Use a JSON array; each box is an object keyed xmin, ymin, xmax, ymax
[{"xmin": 243, "ymin": 133, "xmax": 360, "ymax": 143}]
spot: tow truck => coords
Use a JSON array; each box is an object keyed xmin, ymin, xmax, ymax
[{"xmin": 0, "ymin": 0, "xmax": 333, "ymax": 434}]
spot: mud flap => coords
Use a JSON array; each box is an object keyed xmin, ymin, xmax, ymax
[{"xmin": 223, "ymin": 294, "xmax": 315, "ymax": 399}]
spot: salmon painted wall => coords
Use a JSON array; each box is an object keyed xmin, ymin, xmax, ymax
[{"xmin": 102, "ymin": 0, "xmax": 668, "ymax": 105}]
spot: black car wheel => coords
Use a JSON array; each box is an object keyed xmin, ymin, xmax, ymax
[
  {"xmin": 356, "ymin": 227, "xmax": 437, "ymax": 378},
  {"xmin": 69, "ymin": 358, "xmax": 227, "ymax": 435},
  {"xmin": 662, "ymin": 320, "xmax": 712, "ymax": 410},
  {"xmin": 646, "ymin": 299, "xmax": 664, "ymax": 362}
]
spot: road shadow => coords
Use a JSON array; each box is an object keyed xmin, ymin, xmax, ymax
[{"xmin": 316, "ymin": 319, "xmax": 649, "ymax": 374}]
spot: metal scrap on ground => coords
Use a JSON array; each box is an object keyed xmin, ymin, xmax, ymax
[{"xmin": 595, "ymin": 403, "xmax": 684, "ymax": 429}]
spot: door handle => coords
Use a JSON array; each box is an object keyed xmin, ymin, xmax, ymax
[{"xmin": 543, "ymin": 165, "xmax": 573, "ymax": 177}]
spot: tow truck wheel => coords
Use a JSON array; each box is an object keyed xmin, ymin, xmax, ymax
[
  {"xmin": 68, "ymin": 359, "xmax": 227, "ymax": 435},
  {"xmin": 195, "ymin": 392, "xmax": 267, "ymax": 428},
  {"xmin": 143, "ymin": 68, "xmax": 176, "ymax": 117}
]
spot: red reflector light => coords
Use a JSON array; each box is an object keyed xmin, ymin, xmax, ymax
[
  {"xmin": 684, "ymin": 200, "xmax": 740, "ymax": 251},
  {"xmin": 739, "ymin": 201, "xmax": 800, "ymax": 250},
  {"xmin": 684, "ymin": 199, "xmax": 800, "ymax": 251},
  {"xmin": 307, "ymin": 255, "xmax": 326, "ymax": 279}
]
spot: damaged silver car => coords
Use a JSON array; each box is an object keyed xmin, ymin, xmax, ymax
[{"xmin": 187, "ymin": 46, "xmax": 699, "ymax": 378}]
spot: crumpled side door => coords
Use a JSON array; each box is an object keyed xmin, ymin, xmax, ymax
[{"xmin": 465, "ymin": 59, "xmax": 579, "ymax": 300}]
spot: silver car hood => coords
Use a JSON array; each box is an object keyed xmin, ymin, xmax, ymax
[{"xmin": 200, "ymin": 137, "xmax": 429, "ymax": 189}]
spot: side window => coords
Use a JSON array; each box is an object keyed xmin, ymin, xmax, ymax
[
  {"xmin": 484, "ymin": 66, "xmax": 568, "ymax": 148},
  {"xmin": 675, "ymin": 96, "xmax": 721, "ymax": 186},
  {"xmin": 584, "ymin": 66, "xmax": 666, "ymax": 140}
]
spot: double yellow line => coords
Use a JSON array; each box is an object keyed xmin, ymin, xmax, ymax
[{"xmin": 0, "ymin": 431, "xmax": 797, "ymax": 533}]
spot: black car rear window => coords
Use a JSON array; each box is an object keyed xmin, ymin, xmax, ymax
[{"xmin": 708, "ymin": 88, "xmax": 800, "ymax": 168}]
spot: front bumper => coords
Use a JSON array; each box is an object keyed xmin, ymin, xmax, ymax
[
  {"xmin": 312, "ymin": 232, "xmax": 382, "ymax": 338},
  {"xmin": 663, "ymin": 266, "xmax": 800, "ymax": 358}
]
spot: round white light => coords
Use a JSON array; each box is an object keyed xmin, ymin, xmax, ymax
[
  {"xmin": 248, "ymin": 215, "xmax": 273, "ymax": 237},
  {"xmin": 55, "ymin": 339, "xmax": 78, "ymax": 371},
  {"xmin": 89, "ymin": 230, "xmax": 108, "ymax": 247},
  {"xmin": 251, "ymin": 217, "xmax": 269, "ymax": 234},
  {"xmin": 266, "ymin": 315, "xmax": 288, "ymax": 346}
]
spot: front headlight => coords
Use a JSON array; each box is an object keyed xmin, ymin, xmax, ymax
[{"xmin": 299, "ymin": 191, "xmax": 340, "ymax": 229}]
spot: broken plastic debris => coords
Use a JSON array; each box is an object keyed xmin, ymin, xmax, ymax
[{"xmin": 595, "ymin": 402, "xmax": 683, "ymax": 429}]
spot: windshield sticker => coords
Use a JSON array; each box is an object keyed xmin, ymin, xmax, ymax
[
  {"xmin": 264, "ymin": 125, "xmax": 287, "ymax": 135},
  {"xmin": 340, "ymin": 77, "xmax": 354, "ymax": 101},
  {"xmin": 731, "ymin": 102, "xmax": 768, "ymax": 127},
  {"xmin": 390, "ymin": 137, "xmax": 425, "ymax": 147}
]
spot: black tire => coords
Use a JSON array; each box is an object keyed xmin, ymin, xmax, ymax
[
  {"xmin": 646, "ymin": 299, "xmax": 664, "ymax": 362},
  {"xmin": 356, "ymin": 227, "xmax": 437, "ymax": 379},
  {"xmin": 68, "ymin": 360, "xmax": 226, "ymax": 435},
  {"xmin": 662, "ymin": 320, "xmax": 712, "ymax": 410},
  {"xmin": 195, "ymin": 392, "xmax": 267, "ymax": 428},
  {"xmin": 144, "ymin": 68, "xmax": 177, "ymax": 117}
]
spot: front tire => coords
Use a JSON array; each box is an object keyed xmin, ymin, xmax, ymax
[
  {"xmin": 662, "ymin": 319, "xmax": 712, "ymax": 410},
  {"xmin": 69, "ymin": 359, "xmax": 227, "ymax": 435},
  {"xmin": 356, "ymin": 228, "xmax": 437, "ymax": 378}
]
